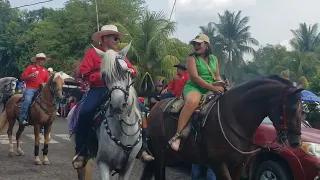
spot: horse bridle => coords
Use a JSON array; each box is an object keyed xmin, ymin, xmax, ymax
[
  {"xmin": 102, "ymin": 71, "xmax": 134, "ymax": 104},
  {"xmin": 218, "ymin": 85, "xmax": 302, "ymax": 154},
  {"xmin": 277, "ymin": 86, "xmax": 302, "ymax": 142}
]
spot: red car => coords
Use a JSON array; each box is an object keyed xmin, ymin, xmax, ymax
[{"xmin": 244, "ymin": 117, "xmax": 320, "ymax": 180}]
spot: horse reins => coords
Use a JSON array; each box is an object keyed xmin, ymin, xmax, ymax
[{"xmin": 217, "ymin": 85, "xmax": 299, "ymax": 155}]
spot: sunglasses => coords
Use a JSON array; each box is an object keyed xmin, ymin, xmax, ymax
[
  {"xmin": 191, "ymin": 42, "xmax": 202, "ymax": 46},
  {"xmin": 113, "ymin": 37, "xmax": 120, "ymax": 42}
]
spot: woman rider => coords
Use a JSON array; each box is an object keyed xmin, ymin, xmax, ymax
[{"xmin": 168, "ymin": 34, "xmax": 225, "ymax": 151}]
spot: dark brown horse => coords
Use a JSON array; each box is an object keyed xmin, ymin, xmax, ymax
[
  {"xmin": 0, "ymin": 72, "xmax": 67, "ymax": 165},
  {"xmin": 140, "ymin": 75, "xmax": 303, "ymax": 180}
]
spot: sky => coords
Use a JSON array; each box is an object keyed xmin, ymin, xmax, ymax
[{"xmin": 9, "ymin": 0, "xmax": 320, "ymax": 60}]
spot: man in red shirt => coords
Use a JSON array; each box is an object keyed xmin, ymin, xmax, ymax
[
  {"xmin": 19, "ymin": 53, "xmax": 50, "ymax": 125},
  {"xmin": 161, "ymin": 61, "xmax": 189, "ymax": 98},
  {"xmin": 73, "ymin": 24, "xmax": 154, "ymax": 168}
]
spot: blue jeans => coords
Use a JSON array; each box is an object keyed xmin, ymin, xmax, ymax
[
  {"xmin": 161, "ymin": 90, "xmax": 175, "ymax": 99},
  {"xmin": 19, "ymin": 88, "xmax": 38, "ymax": 122},
  {"xmin": 75, "ymin": 87, "xmax": 106, "ymax": 155},
  {"xmin": 138, "ymin": 100, "xmax": 148, "ymax": 115},
  {"xmin": 191, "ymin": 164, "xmax": 216, "ymax": 180}
]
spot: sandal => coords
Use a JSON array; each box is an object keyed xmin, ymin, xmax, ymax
[{"xmin": 168, "ymin": 133, "xmax": 181, "ymax": 151}]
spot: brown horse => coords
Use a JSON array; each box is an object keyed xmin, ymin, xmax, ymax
[
  {"xmin": 140, "ymin": 75, "xmax": 303, "ymax": 180},
  {"xmin": 0, "ymin": 72, "xmax": 67, "ymax": 165}
]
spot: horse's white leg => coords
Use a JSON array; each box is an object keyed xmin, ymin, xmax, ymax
[
  {"xmin": 97, "ymin": 161, "xmax": 110, "ymax": 180},
  {"xmin": 118, "ymin": 159, "xmax": 135, "ymax": 180},
  {"xmin": 8, "ymin": 134, "xmax": 14, "ymax": 157}
]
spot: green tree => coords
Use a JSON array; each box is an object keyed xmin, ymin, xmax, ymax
[
  {"xmin": 214, "ymin": 10, "xmax": 259, "ymax": 82},
  {"xmin": 115, "ymin": 10, "xmax": 192, "ymax": 92},
  {"xmin": 290, "ymin": 23, "xmax": 320, "ymax": 52}
]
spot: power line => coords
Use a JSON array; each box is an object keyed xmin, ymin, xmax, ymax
[
  {"xmin": 169, "ymin": 0, "xmax": 177, "ymax": 21},
  {"xmin": 10, "ymin": 0, "xmax": 54, "ymax": 9}
]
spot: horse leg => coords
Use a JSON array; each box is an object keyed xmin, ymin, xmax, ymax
[
  {"xmin": 153, "ymin": 149, "xmax": 166, "ymax": 180},
  {"xmin": 76, "ymin": 167, "xmax": 86, "ymax": 180},
  {"xmin": 7, "ymin": 117, "xmax": 15, "ymax": 157},
  {"xmin": 97, "ymin": 161, "xmax": 110, "ymax": 180},
  {"xmin": 16, "ymin": 123, "xmax": 25, "ymax": 156},
  {"xmin": 42, "ymin": 124, "xmax": 51, "ymax": 165},
  {"xmin": 140, "ymin": 162, "xmax": 155, "ymax": 180},
  {"xmin": 119, "ymin": 159, "xmax": 135, "ymax": 180},
  {"xmin": 34, "ymin": 124, "xmax": 42, "ymax": 165},
  {"xmin": 212, "ymin": 162, "xmax": 232, "ymax": 180}
]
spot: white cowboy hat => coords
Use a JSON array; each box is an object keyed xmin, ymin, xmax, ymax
[
  {"xmin": 48, "ymin": 67, "xmax": 53, "ymax": 72},
  {"xmin": 30, "ymin": 53, "xmax": 50, "ymax": 62},
  {"xmin": 91, "ymin": 25, "xmax": 125, "ymax": 43}
]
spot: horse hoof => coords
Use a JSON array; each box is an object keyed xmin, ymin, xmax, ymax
[
  {"xmin": 43, "ymin": 156, "xmax": 50, "ymax": 165},
  {"xmin": 34, "ymin": 156, "xmax": 42, "ymax": 165},
  {"xmin": 8, "ymin": 151, "xmax": 15, "ymax": 157},
  {"xmin": 17, "ymin": 149, "xmax": 25, "ymax": 156},
  {"xmin": 43, "ymin": 160, "xmax": 50, "ymax": 165}
]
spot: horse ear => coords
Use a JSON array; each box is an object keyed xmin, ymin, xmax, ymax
[
  {"xmin": 290, "ymin": 88, "xmax": 304, "ymax": 95},
  {"xmin": 92, "ymin": 45, "xmax": 105, "ymax": 58},
  {"xmin": 118, "ymin": 41, "xmax": 132, "ymax": 57}
]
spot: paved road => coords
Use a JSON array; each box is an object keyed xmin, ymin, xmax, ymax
[{"xmin": 0, "ymin": 117, "xmax": 191, "ymax": 180}]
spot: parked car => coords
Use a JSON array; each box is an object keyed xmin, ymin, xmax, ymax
[{"xmin": 244, "ymin": 117, "xmax": 320, "ymax": 180}]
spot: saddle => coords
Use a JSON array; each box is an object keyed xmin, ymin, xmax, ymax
[
  {"xmin": 161, "ymin": 91, "xmax": 220, "ymax": 126},
  {"xmin": 15, "ymin": 92, "xmax": 40, "ymax": 125},
  {"xmin": 160, "ymin": 92, "xmax": 221, "ymax": 141}
]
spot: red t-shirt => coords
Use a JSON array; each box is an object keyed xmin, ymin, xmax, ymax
[
  {"xmin": 21, "ymin": 65, "xmax": 49, "ymax": 89},
  {"xmin": 79, "ymin": 46, "xmax": 136, "ymax": 88},
  {"xmin": 166, "ymin": 72, "xmax": 190, "ymax": 97}
]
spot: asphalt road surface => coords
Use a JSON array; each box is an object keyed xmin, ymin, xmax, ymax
[{"xmin": 0, "ymin": 117, "xmax": 192, "ymax": 180}]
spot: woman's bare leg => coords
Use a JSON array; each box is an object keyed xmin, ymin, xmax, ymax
[{"xmin": 170, "ymin": 91, "xmax": 201, "ymax": 151}]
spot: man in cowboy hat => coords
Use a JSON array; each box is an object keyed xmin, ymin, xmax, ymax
[
  {"xmin": 161, "ymin": 61, "xmax": 189, "ymax": 98},
  {"xmin": 19, "ymin": 53, "xmax": 50, "ymax": 125},
  {"xmin": 73, "ymin": 24, "xmax": 154, "ymax": 169}
]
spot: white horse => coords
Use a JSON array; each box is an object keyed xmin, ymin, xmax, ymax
[{"xmin": 67, "ymin": 43, "xmax": 142, "ymax": 180}]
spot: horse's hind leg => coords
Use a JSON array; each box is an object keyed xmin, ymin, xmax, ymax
[
  {"xmin": 97, "ymin": 161, "xmax": 110, "ymax": 180},
  {"xmin": 7, "ymin": 117, "xmax": 15, "ymax": 157},
  {"xmin": 42, "ymin": 125, "xmax": 52, "ymax": 165},
  {"xmin": 16, "ymin": 122, "xmax": 25, "ymax": 156}
]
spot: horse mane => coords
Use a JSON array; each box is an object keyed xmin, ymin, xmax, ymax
[
  {"xmin": 230, "ymin": 75, "xmax": 291, "ymax": 103},
  {"xmin": 100, "ymin": 50, "xmax": 126, "ymax": 83},
  {"xmin": 130, "ymin": 87, "xmax": 141, "ymax": 120}
]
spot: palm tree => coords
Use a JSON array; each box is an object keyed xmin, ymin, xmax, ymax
[
  {"xmin": 214, "ymin": 10, "xmax": 259, "ymax": 82},
  {"xmin": 199, "ymin": 22, "xmax": 227, "ymax": 70},
  {"xmin": 115, "ymin": 10, "xmax": 192, "ymax": 93},
  {"xmin": 290, "ymin": 23, "xmax": 320, "ymax": 52}
]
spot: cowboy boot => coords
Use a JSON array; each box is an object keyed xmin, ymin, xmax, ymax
[{"xmin": 141, "ymin": 128, "xmax": 155, "ymax": 162}]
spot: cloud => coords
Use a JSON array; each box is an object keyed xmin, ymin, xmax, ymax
[{"xmin": 168, "ymin": 0, "xmax": 257, "ymax": 25}]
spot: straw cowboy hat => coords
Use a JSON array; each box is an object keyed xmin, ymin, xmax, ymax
[
  {"xmin": 190, "ymin": 34, "xmax": 210, "ymax": 44},
  {"xmin": 30, "ymin": 53, "xmax": 50, "ymax": 62},
  {"xmin": 92, "ymin": 25, "xmax": 125, "ymax": 43}
]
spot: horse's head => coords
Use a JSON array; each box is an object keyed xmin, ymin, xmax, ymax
[
  {"xmin": 0, "ymin": 77, "xmax": 18, "ymax": 96},
  {"xmin": 268, "ymin": 85, "xmax": 303, "ymax": 148},
  {"xmin": 238, "ymin": 75, "xmax": 303, "ymax": 148},
  {"xmin": 48, "ymin": 71, "xmax": 70, "ymax": 100},
  {"xmin": 94, "ymin": 43, "xmax": 136, "ymax": 114}
]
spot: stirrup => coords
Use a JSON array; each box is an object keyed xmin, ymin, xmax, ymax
[{"xmin": 168, "ymin": 133, "xmax": 181, "ymax": 151}]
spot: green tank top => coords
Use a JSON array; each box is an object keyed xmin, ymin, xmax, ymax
[{"xmin": 188, "ymin": 54, "xmax": 217, "ymax": 85}]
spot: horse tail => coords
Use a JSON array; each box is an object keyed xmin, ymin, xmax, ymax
[{"xmin": 0, "ymin": 110, "xmax": 8, "ymax": 133}]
